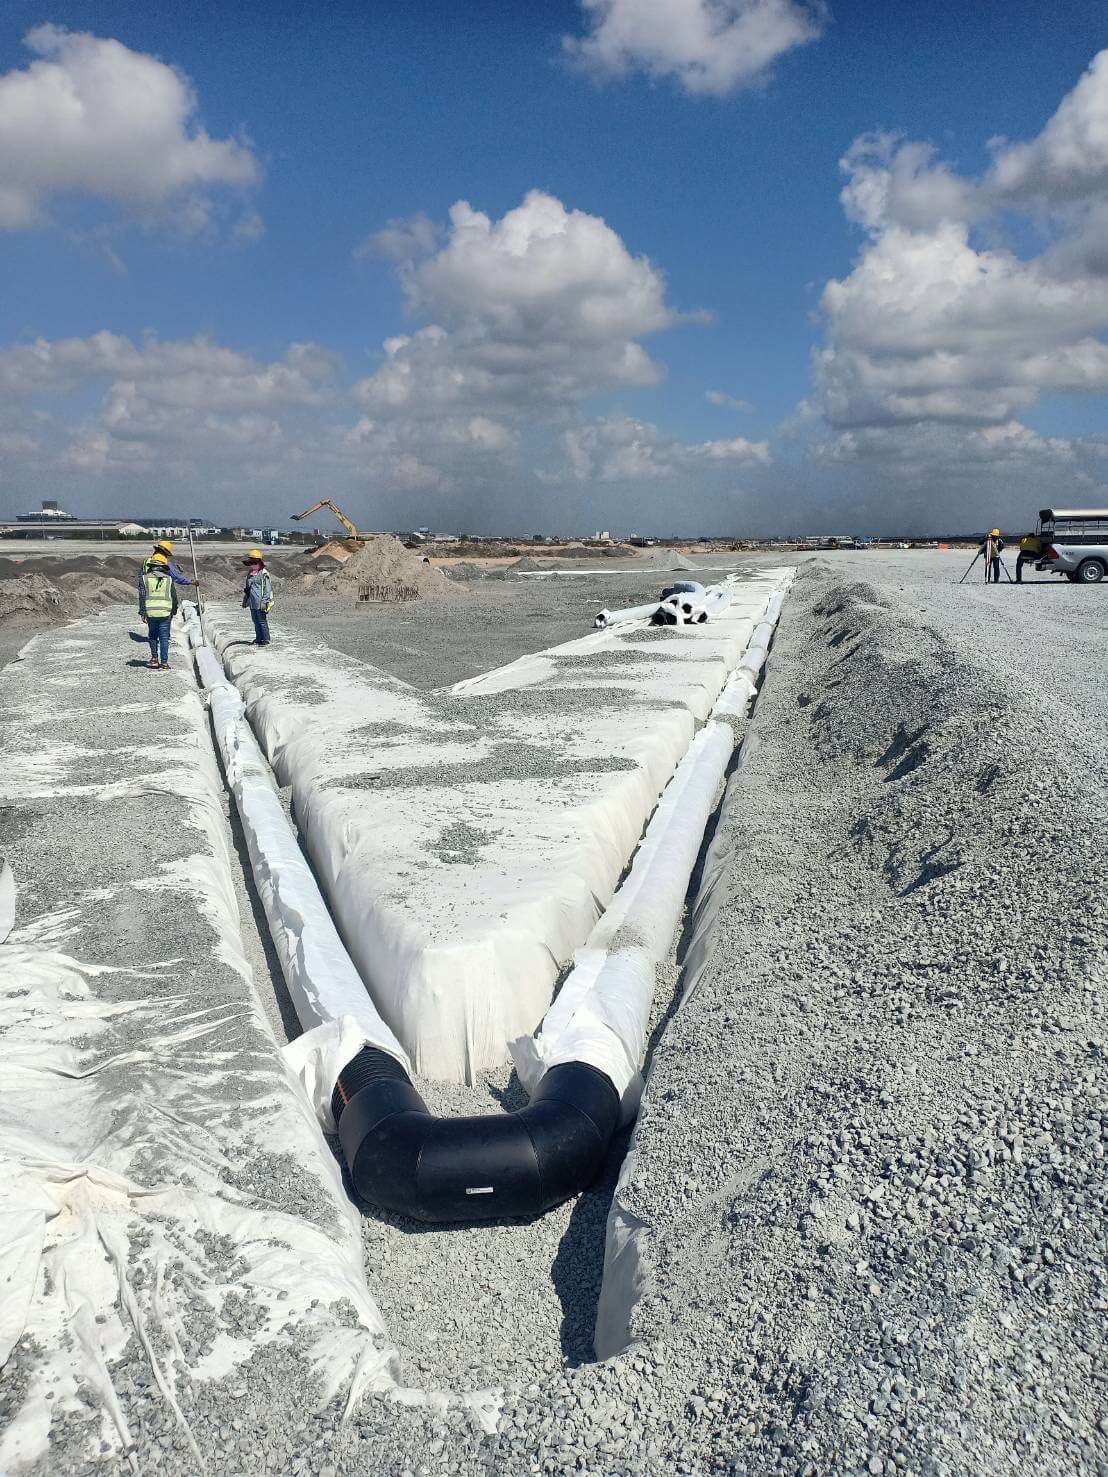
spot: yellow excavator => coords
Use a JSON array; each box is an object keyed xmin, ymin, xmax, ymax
[{"xmin": 290, "ymin": 499, "xmax": 377, "ymax": 561}]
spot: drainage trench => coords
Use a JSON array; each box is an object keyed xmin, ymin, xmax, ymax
[{"xmin": 182, "ymin": 587, "xmax": 786, "ymax": 1390}]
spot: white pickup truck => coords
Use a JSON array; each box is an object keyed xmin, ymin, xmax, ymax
[{"xmin": 1036, "ymin": 507, "xmax": 1108, "ymax": 584}]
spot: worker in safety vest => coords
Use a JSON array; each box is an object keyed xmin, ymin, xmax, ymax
[
  {"xmin": 138, "ymin": 553, "xmax": 176, "ymax": 669},
  {"xmin": 1016, "ymin": 532, "xmax": 1042, "ymax": 583},
  {"xmin": 241, "ymin": 549, "xmax": 274, "ymax": 646},
  {"xmin": 978, "ymin": 528, "xmax": 1005, "ymax": 583},
  {"xmin": 138, "ymin": 537, "xmax": 200, "ymax": 617}
]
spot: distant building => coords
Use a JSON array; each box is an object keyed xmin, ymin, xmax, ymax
[
  {"xmin": 128, "ymin": 518, "xmax": 218, "ymax": 538},
  {"xmin": 17, "ymin": 498, "xmax": 74, "ymax": 522}
]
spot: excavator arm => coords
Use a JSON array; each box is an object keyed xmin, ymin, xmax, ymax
[{"xmin": 290, "ymin": 499, "xmax": 360, "ymax": 538}]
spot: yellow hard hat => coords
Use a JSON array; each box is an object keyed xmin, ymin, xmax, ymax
[
  {"xmin": 149, "ymin": 551, "xmax": 169, "ymax": 566},
  {"xmin": 990, "ymin": 528, "xmax": 1001, "ymax": 537},
  {"xmin": 243, "ymin": 547, "xmax": 264, "ymax": 563},
  {"xmin": 154, "ymin": 539, "xmax": 173, "ymax": 554}
]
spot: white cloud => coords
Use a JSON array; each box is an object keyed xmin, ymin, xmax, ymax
[
  {"xmin": 355, "ymin": 211, "xmax": 440, "ymax": 262},
  {"xmin": 559, "ymin": 414, "xmax": 769, "ymax": 481},
  {"xmin": 565, "ymin": 0, "xmax": 825, "ymax": 97},
  {"xmin": 815, "ymin": 421, "xmax": 1078, "ymax": 479},
  {"xmin": 0, "ymin": 333, "xmax": 337, "ymax": 407},
  {"xmin": 0, "ymin": 25, "xmax": 259, "ymax": 233},
  {"xmin": 816, "ymin": 52, "xmax": 1108, "ymax": 443},
  {"xmin": 353, "ymin": 190, "xmax": 689, "ymax": 414},
  {"xmin": 987, "ymin": 50, "xmax": 1108, "ymax": 207},
  {"xmin": 706, "ymin": 389, "xmax": 753, "ymax": 410}
]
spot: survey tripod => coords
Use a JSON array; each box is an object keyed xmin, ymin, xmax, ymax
[{"xmin": 959, "ymin": 536, "xmax": 1014, "ymax": 585}]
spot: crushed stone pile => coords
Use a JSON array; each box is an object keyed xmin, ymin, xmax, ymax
[
  {"xmin": 587, "ymin": 562, "xmax": 1108, "ymax": 1476},
  {"xmin": 301, "ymin": 535, "xmax": 465, "ymax": 599},
  {"xmin": 0, "ymin": 572, "xmax": 67, "ymax": 625},
  {"xmin": 632, "ymin": 546, "xmax": 697, "ymax": 570}
]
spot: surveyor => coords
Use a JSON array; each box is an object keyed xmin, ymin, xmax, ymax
[
  {"xmin": 137, "ymin": 552, "xmax": 178, "ymax": 669},
  {"xmin": 241, "ymin": 549, "xmax": 274, "ymax": 646},
  {"xmin": 978, "ymin": 528, "xmax": 1005, "ymax": 583},
  {"xmin": 149, "ymin": 539, "xmax": 200, "ymax": 591},
  {"xmin": 1016, "ymin": 531, "xmax": 1043, "ymax": 583}
]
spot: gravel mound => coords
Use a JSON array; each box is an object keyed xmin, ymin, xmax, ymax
[
  {"xmin": 307, "ymin": 536, "xmax": 465, "ymax": 600},
  {"xmin": 0, "ymin": 572, "xmax": 66, "ymax": 625},
  {"xmin": 583, "ymin": 560, "xmax": 1108, "ymax": 1475},
  {"xmin": 632, "ymin": 547, "xmax": 697, "ymax": 571}
]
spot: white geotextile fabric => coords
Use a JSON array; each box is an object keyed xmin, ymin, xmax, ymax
[
  {"xmin": 203, "ymin": 570, "xmax": 793, "ymax": 1082},
  {"xmin": 181, "ymin": 607, "xmax": 410, "ymax": 1075},
  {"xmin": 592, "ymin": 567, "xmax": 794, "ymax": 1358},
  {"xmin": 510, "ymin": 673, "xmax": 748, "ymax": 1117},
  {"xmin": 0, "ymin": 616, "xmax": 408, "ymax": 1469}
]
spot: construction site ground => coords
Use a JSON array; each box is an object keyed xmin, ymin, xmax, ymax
[{"xmin": 2, "ymin": 547, "xmax": 1106, "ymax": 1475}]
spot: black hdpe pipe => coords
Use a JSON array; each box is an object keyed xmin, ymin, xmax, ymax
[{"xmin": 332, "ymin": 1047, "xmax": 621, "ymax": 1223}]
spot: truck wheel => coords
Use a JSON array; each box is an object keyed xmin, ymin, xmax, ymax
[{"xmin": 1076, "ymin": 559, "xmax": 1105, "ymax": 584}]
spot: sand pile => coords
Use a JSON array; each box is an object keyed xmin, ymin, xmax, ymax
[
  {"xmin": 309, "ymin": 536, "xmax": 465, "ymax": 599},
  {"xmin": 633, "ymin": 547, "xmax": 697, "ymax": 570},
  {"xmin": 0, "ymin": 572, "xmax": 66, "ymax": 625}
]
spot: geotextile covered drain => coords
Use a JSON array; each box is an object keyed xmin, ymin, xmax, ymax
[{"xmin": 189, "ymin": 571, "xmax": 793, "ymax": 1226}]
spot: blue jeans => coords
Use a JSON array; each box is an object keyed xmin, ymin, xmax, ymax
[
  {"xmin": 250, "ymin": 608, "xmax": 271, "ymax": 645},
  {"xmin": 147, "ymin": 615, "xmax": 171, "ymax": 664}
]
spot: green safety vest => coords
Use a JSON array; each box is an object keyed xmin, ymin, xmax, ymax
[{"xmin": 143, "ymin": 568, "xmax": 173, "ymax": 618}]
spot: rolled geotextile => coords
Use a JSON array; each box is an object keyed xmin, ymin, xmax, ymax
[
  {"xmin": 594, "ymin": 600, "xmax": 667, "ymax": 630},
  {"xmin": 180, "ymin": 606, "xmax": 410, "ymax": 1067}
]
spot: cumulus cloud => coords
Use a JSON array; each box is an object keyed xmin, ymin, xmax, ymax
[
  {"xmin": 987, "ymin": 50, "xmax": 1108, "ymax": 207},
  {"xmin": 816, "ymin": 49, "xmax": 1108, "ymax": 453},
  {"xmin": 0, "ymin": 25, "xmax": 259, "ymax": 233},
  {"xmin": 0, "ymin": 332, "xmax": 342, "ymax": 490},
  {"xmin": 0, "ymin": 333, "xmax": 336, "ymax": 407},
  {"xmin": 706, "ymin": 388, "xmax": 753, "ymax": 411},
  {"xmin": 559, "ymin": 414, "xmax": 769, "ymax": 481},
  {"xmin": 353, "ymin": 190, "xmax": 690, "ymax": 414},
  {"xmin": 355, "ymin": 211, "xmax": 440, "ymax": 262},
  {"xmin": 565, "ymin": 0, "xmax": 825, "ymax": 97}
]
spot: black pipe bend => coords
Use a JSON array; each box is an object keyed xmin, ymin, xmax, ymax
[{"xmin": 332, "ymin": 1047, "xmax": 621, "ymax": 1223}]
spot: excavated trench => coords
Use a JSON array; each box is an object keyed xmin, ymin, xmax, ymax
[{"xmin": 187, "ymin": 572, "xmax": 783, "ymax": 1392}]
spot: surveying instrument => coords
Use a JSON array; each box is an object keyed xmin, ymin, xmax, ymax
[{"xmin": 959, "ymin": 531, "xmax": 1014, "ymax": 585}]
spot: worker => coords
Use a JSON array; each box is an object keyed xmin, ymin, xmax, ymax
[
  {"xmin": 1016, "ymin": 531, "xmax": 1042, "ymax": 583},
  {"xmin": 978, "ymin": 528, "xmax": 1005, "ymax": 583},
  {"xmin": 150, "ymin": 539, "xmax": 200, "ymax": 591},
  {"xmin": 241, "ymin": 549, "xmax": 274, "ymax": 646},
  {"xmin": 136, "ymin": 540, "xmax": 199, "ymax": 640},
  {"xmin": 138, "ymin": 552, "xmax": 176, "ymax": 669}
]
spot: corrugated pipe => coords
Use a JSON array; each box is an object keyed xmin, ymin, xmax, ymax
[{"xmin": 331, "ymin": 1053, "xmax": 620, "ymax": 1223}]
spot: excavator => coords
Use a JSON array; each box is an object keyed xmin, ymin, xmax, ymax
[{"xmin": 290, "ymin": 499, "xmax": 378, "ymax": 562}]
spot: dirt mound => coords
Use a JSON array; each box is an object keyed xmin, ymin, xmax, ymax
[
  {"xmin": 306, "ymin": 536, "xmax": 464, "ymax": 600},
  {"xmin": 632, "ymin": 547, "xmax": 697, "ymax": 570},
  {"xmin": 0, "ymin": 573, "xmax": 67, "ymax": 625}
]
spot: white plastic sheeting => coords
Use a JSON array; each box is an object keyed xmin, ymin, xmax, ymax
[
  {"xmin": 202, "ymin": 570, "xmax": 793, "ymax": 1082},
  {"xmin": 0, "ymin": 613, "xmax": 407, "ymax": 1469},
  {"xmin": 180, "ymin": 605, "xmax": 410, "ymax": 1072}
]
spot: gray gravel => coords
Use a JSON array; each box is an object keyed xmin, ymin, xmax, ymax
[{"xmin": 277, "ymin": 566, "xmax": 741, "ymax": 690}]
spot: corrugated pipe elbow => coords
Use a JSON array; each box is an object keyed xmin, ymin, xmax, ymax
[{"xmin": 332, "ymin": 1048, "xmax": 621, "ymax": 1223}]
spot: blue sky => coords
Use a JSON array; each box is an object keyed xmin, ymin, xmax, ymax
[{"xmin": 1, "ymin": 0, "xmax": 1107, "ymax": 534}]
